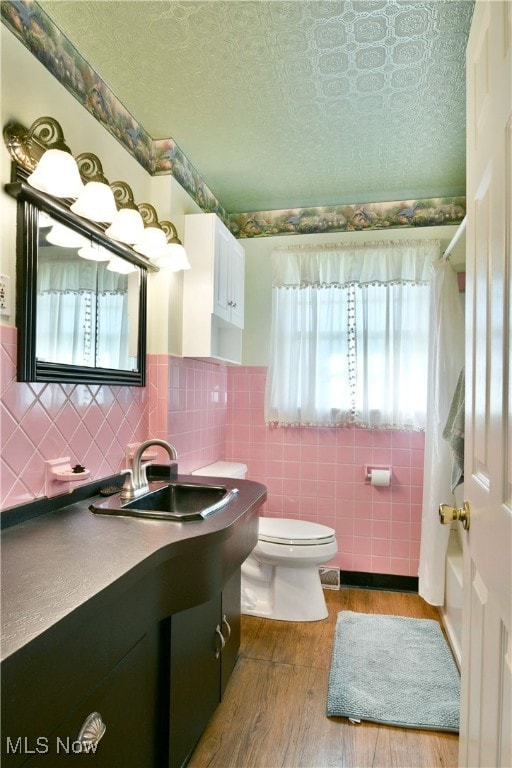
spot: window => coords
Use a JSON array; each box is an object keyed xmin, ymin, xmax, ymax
[{"xmin": 264, "ymin": 240, "xmax": 440, "ymax": 430}]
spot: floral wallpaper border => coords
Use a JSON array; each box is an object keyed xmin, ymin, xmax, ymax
[
  {"xmin": 2, "ymin": 0, "xmax": 466, "ymax": 238},
  {"xmin": 230, "ymin": 198, "xmax": 466, "ymax": 238}
]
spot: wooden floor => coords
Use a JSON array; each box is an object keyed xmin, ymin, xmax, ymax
[{"xmin": 188, "ymin": 588, "xmax": 459, "ymax": 768}]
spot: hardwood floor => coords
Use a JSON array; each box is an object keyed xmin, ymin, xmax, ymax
[{"xmin": 188, "ymin": 588, "xmax": 459, "ymax": 768}]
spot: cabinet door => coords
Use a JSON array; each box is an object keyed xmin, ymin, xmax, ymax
[
  {"xmin": 169, "ymin": 595, "xmax": 221, "ymax": 768},
  {"xmin": 229, "ymin": 242, "xmax": 245, "ymax": 329},
  {"xmin": 213, "ymin": 223, "xmax": 233, "ymax": 323},
  {"xmin": 15, "ymin": 635, "xmax": 157, "ymax": 768},
  {"xmin": 220, "ymin": 569, "xmax": 241, "ymax": 697}
]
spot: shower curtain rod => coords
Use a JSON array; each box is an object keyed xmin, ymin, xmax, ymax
[{"xmin": 443, "ymin": 216, "xmax": 467, "ymax": 260}]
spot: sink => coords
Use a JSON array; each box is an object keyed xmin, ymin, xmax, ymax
[{"xmin": 90, "ymin": 482, "xmax": 239, "ymax": 521}]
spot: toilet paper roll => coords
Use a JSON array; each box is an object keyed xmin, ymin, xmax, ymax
[{"xmin": 370, "ymin": 469, "xmax": 391, "ymax": 487}]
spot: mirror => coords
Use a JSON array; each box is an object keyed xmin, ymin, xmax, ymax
[
  {"xmin": 8, "ymin": 175, "xmax": 151, "ymax": 385},
  {"xmin": 37, "ymin": 213, "xmax": 141, "ymax": 371}
]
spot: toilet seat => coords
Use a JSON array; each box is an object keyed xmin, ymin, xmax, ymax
[{"xmin": 258, "ymin": 518, "xmax": 335, "ymax": 546}]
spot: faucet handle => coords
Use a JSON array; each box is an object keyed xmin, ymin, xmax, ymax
[
  {"xmin": 120, "ymin": 468, "xmax": 135, "ymax": 500},
  {"xmin": 139, "ymin": 462, "xmax": 151, "ymax": 490}
]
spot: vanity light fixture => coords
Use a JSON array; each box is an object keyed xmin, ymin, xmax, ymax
[
  {"xmin": 106, "ymin": 181, "xmax": 145, "ymax": 244},
  {"xmin": 107, "ymin": 255, "xmax": 138, "ymax": 273},
  {"xmin": 3, "ymin": 115, "xmax": 192, "ymax": 272},
  {"xmin": 9, "ymin": 116, "xmax": 86, "ymax": 199},
  {"xmin": 46, "ymin": 222, "xmax": 89, "ymax": 249},
  {"xmin": 70, "ymin": 154, "xmax": 118, "ymax": 223},
  {"xmin": 78, "ymin": 242, "xmax": 111, "ymax": 261},
  {"xmin": 133, "ymin": 203, "xmax": 167, "ymax": 258},
  {"xmin": 28, "ymin": 148, "xmax": 84, "ymax": 199},
  {"xmin": 38, "ymin": 211, "xmax": 53, "ymax": 228},
  {"xmin": 156, "ymin": 221, "xmax": 191, "ymax": 271}
]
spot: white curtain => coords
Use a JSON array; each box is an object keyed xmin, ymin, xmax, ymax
[
  {"xmin": 265, "ymin": 240, "xmax": 440, "ymax": 429},
  {"xmin": 418, "ymin": 259, "xmax": 465, "ymax": 605},
  {"xmin": 36, "ymin": 257, "xmax": 131, "ymax": 369}
]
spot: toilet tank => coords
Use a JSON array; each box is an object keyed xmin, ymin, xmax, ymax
[{"xmin": 191, "ymin": 461, "xmax": 247, "ymax": 479}]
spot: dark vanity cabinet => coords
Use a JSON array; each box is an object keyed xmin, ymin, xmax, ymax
[
  {"xmin": 2, "ymin": 569, "xmax": 240, "ymax": 768},
  {"xmin": 1, "ymin": 580, "xmax": 161, "ymax": 768},
  {"xmin": 168, "ymin": 570, "xmax": 241, "ymax": 768},
  {"xmin": 16, "ymin": 634, "xmax": 158, "ymax": 767},
  {"xmin": 1, "ymin": 479, "xmax": 264, "ymax": 768},
  {"xmin": 2, "ymin": 570, "xmax": 242, "ymax": 768}
]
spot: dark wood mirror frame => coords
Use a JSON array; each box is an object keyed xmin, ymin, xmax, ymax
[{"xmin": 6, "ymin": 168, "xmax": 156, "ymax": 386}]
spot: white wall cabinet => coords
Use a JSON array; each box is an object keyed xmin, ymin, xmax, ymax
[{"xmin": 183, "ymin": 213, "xmax": 245, "ymax": 364}]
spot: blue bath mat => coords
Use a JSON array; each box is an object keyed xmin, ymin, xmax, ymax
[{"xmin": 327, "ymin": 611, "xmax": 460, "ymax": 732}]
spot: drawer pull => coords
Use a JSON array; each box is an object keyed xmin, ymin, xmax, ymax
[
  {"xmin": 222, "ymin": 614, "xmax": 231, "ymax": 640},
  {"xmin": 77, "ymin": 711, "xmax": 106, "ymax": 747},
  {"xmin": 215, "ymin": 624, "xmax": 225, "ymax": 659}
]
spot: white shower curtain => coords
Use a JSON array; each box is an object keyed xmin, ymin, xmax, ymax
[{"xmin": 418, "ymin": 259, "xmax": 465, "ymax": 605}]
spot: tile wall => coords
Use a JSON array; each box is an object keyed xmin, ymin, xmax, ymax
[
  {"xmin": 147, "ymin": 354, "xmax": 228, "ymax": 473},
  {"xmin": 0, "ymin": 325, "xmax": 149, "ymax": 507},
  {"xmin": 226, "ymin": 366, "xmax": 424, "ymax": 576},
  {"xmin": 1, "ymin": 327, "xmax": 423, "ymax": 578},
  {"xmin": 0, "ymin": 328, "xmax": 229, "ymax": 508}
]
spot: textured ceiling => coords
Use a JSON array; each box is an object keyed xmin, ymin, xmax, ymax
[{"xmin": 39, "ymin": 1, "xmax": 474, "ymax": 214}]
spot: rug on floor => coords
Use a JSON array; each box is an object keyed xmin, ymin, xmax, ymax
[{"xmin": 327, "ymin": 611, "xmax": 460, "ymax": 732}]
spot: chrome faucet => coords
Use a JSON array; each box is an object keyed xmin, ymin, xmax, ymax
[{"xmin": 121, "ymin": 439, "xmax": 178, "ymax": 500}]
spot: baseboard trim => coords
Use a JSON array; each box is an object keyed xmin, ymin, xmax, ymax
[{"xmin": 340, "ymin": 571, "xmax": 419, "ymax": 593}]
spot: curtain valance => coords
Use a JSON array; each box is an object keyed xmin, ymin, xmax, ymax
[
  {"xmin": 38, "ymin": 258, "xmax": 129, "ymax": 295},
  {"xmin": 271, "ymin": 240, "xmax": 440, "ymax": 288}
]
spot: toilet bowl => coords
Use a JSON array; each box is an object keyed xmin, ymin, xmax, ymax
[
  {"xmin": 241, "ymin": 518, "xmax": 338, "ymax": 622},
  {"xmin": 190, "ymin": 462, "xmax": 338, "ymax": 622}
]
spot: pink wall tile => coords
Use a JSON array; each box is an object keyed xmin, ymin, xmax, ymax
[
  {"xmin": 164, "ymin": 356, "xmax": 228, "ymax": 474},
  {"xmin": 0, "ymin": 329, "xmax": 425, "ymax": 580},
  {"xmin": 0, "ymin": 325, "xmax": 150, "ymax": 508},
  {"xmin": 226, "ymin": 365, "xmax": 426, "ymax": 578}
]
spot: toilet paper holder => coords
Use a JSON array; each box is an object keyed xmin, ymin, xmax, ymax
[{"xmin": 364, "ymin": 465, "xmax": 392, "ymax": 485}]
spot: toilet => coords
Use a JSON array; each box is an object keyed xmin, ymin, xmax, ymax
[
  {"xmin": 241, "ymin": 517, "xmax": 337, "ymax": 622},
  {"xmin": 191, "ymin": 461, "xmax": 337, "ymax": 622},
  {"xmin": 191, "ymin": 460, "xmax": 248, "ymax": 481}
]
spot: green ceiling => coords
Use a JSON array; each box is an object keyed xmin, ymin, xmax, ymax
[{"xmin": 30, "ymin": 2, "xmax": 475, "ymax": 213}]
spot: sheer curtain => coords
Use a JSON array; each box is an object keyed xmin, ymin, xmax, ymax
[
  {"xmin": 36, "ymin": 257, "xmax": 130, "ymax": 368},
  {"xmin": 265, "ymin": 240, "xmax": 440, "ymax": 429}
]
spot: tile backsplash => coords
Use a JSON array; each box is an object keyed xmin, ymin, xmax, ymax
[
  {"xmin": 1, "ymin": 325, "xmax": 149, "ymax": 506},
  {"xmin": 1, "ymin": 327, "xmax": 423, "ymax": 577},
  {"xmin": 147, "ymin": 353, "xmax": 228, "ymax": 473}
]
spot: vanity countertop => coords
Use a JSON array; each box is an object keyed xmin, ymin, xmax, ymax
[{"xmin": 0, "ymin": 474, "xmax": 266, "ymax": 663}]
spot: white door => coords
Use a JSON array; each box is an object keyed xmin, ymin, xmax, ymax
[{"xmin": 460, "ymin": 2, "xmax": 512, "ymax": 766}]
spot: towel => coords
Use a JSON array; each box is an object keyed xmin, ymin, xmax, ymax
[{"xmin": 443, "ymin": 368, "xmax": 465, "ymax": 491}]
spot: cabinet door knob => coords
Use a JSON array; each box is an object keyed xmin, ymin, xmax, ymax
[
  {"xmin": 215, "ymin": 624, "xmax": 225, "ymax": 659},
  {"xmin": 77, "ymin": 711, "xmax": 106, "ymax": 747},
  {"xmin": 222, "ymin": 614, "xmax": 231, "ymax": 640}
]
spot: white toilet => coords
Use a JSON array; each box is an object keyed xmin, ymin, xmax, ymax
[
  {"xmin": 191, "ymin": 461, "xmax": 338, "ymax": 622},
  {"xmin": 241, "ymin": 517, "xmax": 337, "ymax": 622},
  {"xmin": 191, "ymin": 460, "xmax": 248, "ymax": 481}
]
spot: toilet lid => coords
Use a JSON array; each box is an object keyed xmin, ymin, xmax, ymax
[{"xmin": 258, "ymin": 518, "xmax": 336, "ymax": 546}]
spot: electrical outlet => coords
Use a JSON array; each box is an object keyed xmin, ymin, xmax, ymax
[{"xmin": 0, "ymin": 274, "xmax": 11, "ymax": 316}]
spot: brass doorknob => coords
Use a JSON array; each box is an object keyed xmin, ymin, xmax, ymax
[{"xmin": 439, "ymin": 501, "xmax": 470, "ymax": 530}]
